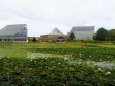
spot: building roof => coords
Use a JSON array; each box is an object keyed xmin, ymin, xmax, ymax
[
  {"xmin": 70, "ymin": 26, "xmax": 94, "ymax": 32},
  {"xmin": 0, "ymin": 24, "xmax": 27, "ymax": 36},
  {"xmin": 49, "ymin": 28, "xmax": 64, "ymax": 35}
]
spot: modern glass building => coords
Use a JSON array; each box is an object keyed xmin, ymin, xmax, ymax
[{"xmin": 0, "ymin": 24, "xmax": 27, "ymax": 42}]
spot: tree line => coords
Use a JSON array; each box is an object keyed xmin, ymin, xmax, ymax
[{"xmin": 94, "ymin": 27, "xmax": 115, "ymax": 41}]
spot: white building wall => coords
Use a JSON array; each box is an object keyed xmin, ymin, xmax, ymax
[{"xmin": 74, "ymin": 31, "xmax": 94, "ymax": 40}]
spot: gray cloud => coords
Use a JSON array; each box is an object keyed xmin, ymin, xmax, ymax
[{"xmin": 0, "ymin": 0, "xmax": 115, "ymax": 36}]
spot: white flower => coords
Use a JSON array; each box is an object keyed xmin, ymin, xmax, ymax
[
  {"xmin": 107, "ymin": 71, "xmax": 111, "ymax": 75},
  {"xmin": 58, "ymin": 62, "xmax": 61, "ymax": 64},
  {"xmin": 98, "ymin": 68, "xmax": 101, "ymax": 71},
  {"xmin": 106, "ymin": 71, "xmax": 111, "ymax": 75}
]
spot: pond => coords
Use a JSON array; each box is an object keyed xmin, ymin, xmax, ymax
[
  {"xmin": 70, "ymin": 60, "xmax": 115, "ymax": 69},
  {"xmin": 27, "ymin": 53, "xmax": 69, "ymax": 58},
  {"xmin": 88, "ymin": 61, "xmax": 115, "ymax": 69}
]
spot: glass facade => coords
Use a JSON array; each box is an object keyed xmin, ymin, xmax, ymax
[{"xmin": 0, "ymin": 26, "xmax": 27, "ymax": 42}]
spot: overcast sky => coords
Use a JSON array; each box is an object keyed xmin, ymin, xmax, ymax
[{"xmin": 0, "ymin": 0, "xmax": 115, "ymax": 36}]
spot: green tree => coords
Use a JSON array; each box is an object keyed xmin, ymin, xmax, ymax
[
  {"xmin": 32, "ymin": 37, "xmax": 37, "ymax": 42},
  {"xmin": 69, "ymin": 32, "xmax": 75, "ymax": 41},
  {"xmin": 95, "ymin": 27, "xmax": 110, "ymax": 41},
  {"xmin": 109, "ymin": 29, "xmax": 115, "ymax": 41}
]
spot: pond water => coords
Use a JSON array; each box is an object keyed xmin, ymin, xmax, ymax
[
  {"xmin": 70, "ymin": 60, "xmax": 115, "ymax": 69},
  {"xmin": 27, "ymin": 53, "xmax": 69, "ymax": 58},
  {"xmin": 88, "ymin": 61, "xmax": 115, "ymax": 69},
  {"xmin": 27, "ymin": 53, "xmax": 115, "ymax": 69}
]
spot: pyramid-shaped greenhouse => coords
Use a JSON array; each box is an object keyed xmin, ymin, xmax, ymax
[{"xmin": 49, "ymin": 28, "xmax": 64, "ymax": 35}]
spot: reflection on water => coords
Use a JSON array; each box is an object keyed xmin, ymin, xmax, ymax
[
  {"xmin": 70, "ymin": 60, "xmax": 115, "ymax": 69},
  {"xmin": 27, "ymin": 53, "xmax": 69, "ymax": 58},
  {"xmin": 88, "ymin": 61, "xmax": 115, "ymax": 69}
]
